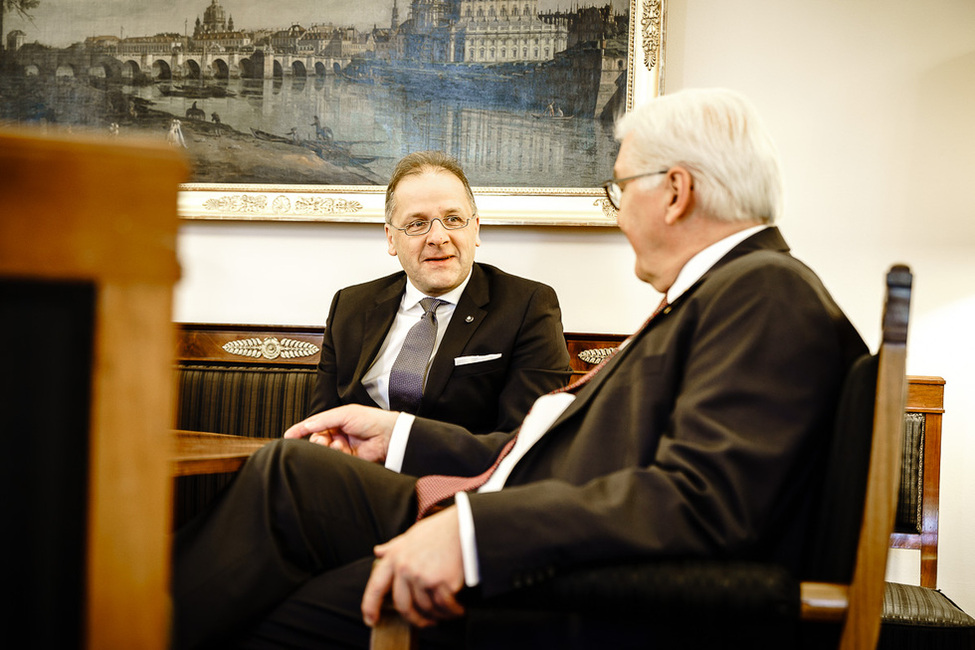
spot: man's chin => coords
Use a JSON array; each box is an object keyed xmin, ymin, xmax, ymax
[{"xmin": 416, "ymin": 267, "xmax": 463, "ymax": 295}]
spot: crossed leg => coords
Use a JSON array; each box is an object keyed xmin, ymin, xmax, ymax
[{"xmin": 172, "ymin": 439, "xmax": 419, "ymax": 649}]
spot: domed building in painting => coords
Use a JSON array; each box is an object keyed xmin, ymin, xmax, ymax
[{"xmin": 195, "ymin": 0, "xmax": 235, "ymax": 37}]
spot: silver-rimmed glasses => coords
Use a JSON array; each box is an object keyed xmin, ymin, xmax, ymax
[
  {"xmin": 601, "ymin": 170, "xmax": 669, "ymax": 210},
  {"xmin": 389, "ymin": 216, "xmax": 471, "ymax": 236}
]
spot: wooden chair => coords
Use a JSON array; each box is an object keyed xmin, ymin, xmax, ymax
[
  {"xmin": 370, "ymin": 263, "xmax": 913, "ymax": 650},
  {"xmin": 1, "ymin": 128, "xmax": 186, "ymax": 649}
]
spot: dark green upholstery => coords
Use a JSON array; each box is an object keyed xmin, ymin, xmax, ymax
[
  {"xmin": 895, "ymin": 413, "xmax": 925, "ymax": 534},
  {"xmin": 880, "ymin": 582, "xmax": 975, "ymax": 649},
  {"xmin": 880, "ymin": 414, "xmax": 974, "ymax": 650},
  {"xmin": 173, "ymin": 364, "xmax": 315, "ymax": 527},
  {"xmin": 175, "ymin": 364, "xmax": 316, "ymax": 438}
]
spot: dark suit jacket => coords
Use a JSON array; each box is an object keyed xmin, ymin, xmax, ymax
[
  {"xmin": 402, "ymin": 228, "xmax": 868, "ymax": 598},
  {"xmin": 309, "ymin": 263, "xmax": 572, "ymax": 434}
]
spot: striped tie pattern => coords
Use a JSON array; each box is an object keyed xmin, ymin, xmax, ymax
[
  {"xmin": 388, "ymin": 297, "xmax": 446, "ymax": 414},
  {"xmin": 413, "ymin": 296, "xmax": 670, "ymax": 519}
]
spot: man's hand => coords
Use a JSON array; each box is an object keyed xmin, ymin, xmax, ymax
[
  {"xmin": 283, "ymin": 404, "xmax": 399, "ymax": 463},
  {"xmin": 361, "ymin": 507, "xmax": 466, "ymax": 628}
]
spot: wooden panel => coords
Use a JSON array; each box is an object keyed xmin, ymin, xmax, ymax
[
  {"xmin": 176, "ymin": 324, "xmax": 628, "ymax": 374},
  {"xmin": 177, "ymin": 323, "xmax": 324, "ymax": 367},
  {"xmin": 1, "ymin": 127, "xmax": 187, "ymax": 650},
  {"xmin": 564, "ymin": 331, "xmax": 627, "ymax": 375}
]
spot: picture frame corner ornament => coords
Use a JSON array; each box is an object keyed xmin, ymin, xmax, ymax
[
  {"xmin": 595, "ymin": 197, "xmax": 618, "ymax": 220},
  {"xmin": 641, "ymin": 0, "xmax": 663, "ymax": 71}
]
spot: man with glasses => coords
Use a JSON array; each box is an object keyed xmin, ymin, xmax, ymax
[
  {"xmin": 173, "ymin": 90, "xmax": 866, "ymax": 649},
  {"xmin": 304, "ymin": 150, "xmax": 572, "ymax": 435}
]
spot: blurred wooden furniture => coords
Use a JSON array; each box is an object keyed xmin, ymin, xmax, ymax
[
  {"xmin": 173, "ymin": 430, "xmax": 273, "ymax": 477},
  {"xmin": 0, "ymin": 128, "xmax": 186, "ymax": 649}
]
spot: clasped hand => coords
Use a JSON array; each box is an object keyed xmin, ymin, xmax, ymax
[
  {"xmin": 285, "ymin": 405, "xmax": 468, "ymax": 629},
  {"xmin": 283, "ymin": 404, "xmax": 399, "ymax": 462},
  {"xmin": 361, "ymin": 506, "xmax": 467, "ymax": 628}
]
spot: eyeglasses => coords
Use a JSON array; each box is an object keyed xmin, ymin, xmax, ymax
[
  {"xmin": 601, "ymin": 170, "xmax": 669, "ymax": 210},
  {"xmin": 390, "ymin": 215, "xmax": 471, "ymax": 237}
]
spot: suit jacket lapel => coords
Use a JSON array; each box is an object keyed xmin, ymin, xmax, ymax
[
  {"xmin": 421, "ymin": 264, "xmax": 488, "ymax": 411},
  {"xmin": 353, "ymin": 275, "xmax": 405, "ymax": 387}
]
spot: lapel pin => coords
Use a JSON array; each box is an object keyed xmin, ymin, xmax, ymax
[{"xmin": 465, "ymin": 315, "xmax": 474, "ymax": 323}]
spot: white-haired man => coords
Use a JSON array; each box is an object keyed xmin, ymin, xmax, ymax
[{"xmin": 172, "ymin": 88, "xmax": 867, "ymax": 649}]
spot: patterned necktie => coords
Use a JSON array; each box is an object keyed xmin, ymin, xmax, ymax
[
  {"xmin": 388, "ymin": 297, "xmax": 446, "ymax": 414},
  {"xmin": 413, "ymin": 296, "xmax": 670, "ymax": 519}
]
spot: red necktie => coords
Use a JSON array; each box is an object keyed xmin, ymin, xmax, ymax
[{"xmin": 413, "ymin": 297, "xmax": 670, "ymax": 519}]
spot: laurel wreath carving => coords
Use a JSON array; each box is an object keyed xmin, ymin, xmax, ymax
[
  {"xmin": 203, "ymin": 194, "xmax": 269, "ymax": 213},
  {"xmin": 202, "ymin": 194, "xmax": 363, "ymax": 217},
  {"xmin": 222, "ymin": 337, "xmax": 320, "ymax": 360},
  {"xmin": 578, "ymin": 347, "xmax": 618, "ymax": 365},
  {"xmin": 642, "ymin": 0, "xmax": 663, "ymax": 71},
  {"xmin": 293, "ymin": 196, "xmax": 363, "ymax": 215}
]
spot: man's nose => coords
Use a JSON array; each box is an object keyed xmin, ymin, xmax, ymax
[{"xmin": 426, "ymin": 219, "xmax": 450, "ymax": 243}]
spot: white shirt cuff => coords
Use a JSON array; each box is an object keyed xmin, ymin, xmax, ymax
[
  {"xmin": 454, "ymin": 491, "xmax": 481, "ymax": 587},
  {"xmin": 383, "ymin": 412, "xmax": 415, "ymax": 473}
]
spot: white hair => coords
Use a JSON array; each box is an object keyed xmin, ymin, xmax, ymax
[{"xmin": 615, "ymin": 88, "xmax": 784, "ymax": 224}]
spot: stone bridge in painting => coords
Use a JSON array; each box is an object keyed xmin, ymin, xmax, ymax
[{"xmin": 7, "ymin": 46, "xmax": 346, "ymax": 83}]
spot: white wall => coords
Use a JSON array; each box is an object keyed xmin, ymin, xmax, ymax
[{"xmin": 174, "ymin": 0, "xmax": 975, "ymax": 614}]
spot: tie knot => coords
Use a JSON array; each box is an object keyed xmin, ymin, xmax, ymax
[{"xmin": 420, "ymin": 297, "xmax": 443, "ymax": 314}]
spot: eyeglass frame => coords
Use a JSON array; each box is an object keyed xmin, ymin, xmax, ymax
[
  {"xmin": 388, "ymin": 215, "xmax": 472, "ymax": 237},
  {"xmin": 601, "ymin": 170, "xmax": 670, "ymax": 210}
]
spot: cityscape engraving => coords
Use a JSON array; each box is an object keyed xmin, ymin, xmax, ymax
[{"xmin": 1, "ymin": 0, "xmax": 632, "ymax": 187}]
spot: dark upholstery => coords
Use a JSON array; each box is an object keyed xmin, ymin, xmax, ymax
[
  {"xmin": 464, "ymin": 561, "xmax": 800, "ymax": 650},
  {"xmin": 804, "ymin": 353, "xmax": 879, "ymax": 583},
  {"xmin": 895, "ymin": 413, "xmax": 925, "ymax": 534},
  {"xmin": 175, "ymin": 364, "xmax": 316, "ymax": 438},
  {"xmin": 2, "ymin": 279, "xmax": 96, "ymax": 648},
  {"xmin": 880, "ymin": 583, "xmax": 975, "ymax": 649},
  {"xmin": 880, "ymin": 414, "xmax": 974, "ymax": 650},
  {"xmin": 173, "ymin": 364, "xmax": 315, "ymax": 527}
]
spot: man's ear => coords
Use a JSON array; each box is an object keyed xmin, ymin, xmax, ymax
[
  {"xmin": 472, "ymin": 216, "xmax": 481, "ymax": 247},
  {"xmin": 663, "ymin": 167, "xmax": 695, "ymax": 225},
  {"xmin": 384, "ymin": 224, "xmax": 397, "ymax": 256}
]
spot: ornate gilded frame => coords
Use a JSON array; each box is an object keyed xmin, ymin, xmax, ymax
[{"xmin": 178, "ymin": 0, "xmax": 666, "ymax": 225}]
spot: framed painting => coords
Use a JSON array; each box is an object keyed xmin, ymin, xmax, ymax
[{"xmin": 1, "ymin": 0, "xmax": 665, "ymax": 225}]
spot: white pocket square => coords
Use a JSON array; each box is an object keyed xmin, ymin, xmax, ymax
[{"xmin": 454, "ymin": 353, "xmax": 502, "ymax": 366}]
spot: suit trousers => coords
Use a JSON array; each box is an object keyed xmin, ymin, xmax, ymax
[{"xmin": 173, "ymin": 439, "xmax": 445, "ymax": 649}]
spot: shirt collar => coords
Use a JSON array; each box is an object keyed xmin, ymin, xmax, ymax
[
  {"xmin": 665, "ymin": 224, "xmax": 768, "ymax": 304},
  {"xmin": 403, "ymin": 267, "xmax": 473, "ymax": 309}
]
